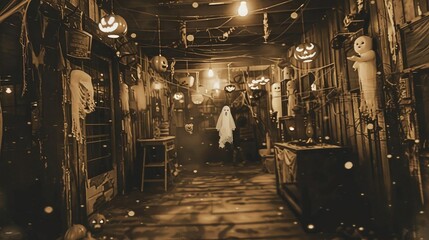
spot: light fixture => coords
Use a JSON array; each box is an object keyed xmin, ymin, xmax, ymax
[
  {"xmin": 208, "ymin": 64, "xmax": 214, "ymax": 77},
  {"xmin": 173, "ymin": 91, "xmax": 184, "ymax": 100},
  {"xmin": 98, "ymin": 0, "xmax": 128, "ymax": 39},
  {"xmin": 5, "ymin": 87, "xmax": 12, "ymax": 94},
  {"xmin": 238, "ymin": 1, "xmax": 248, "ymax": 16},
  {"xmin": 213, "ymin": 79, "xmax": 220, "ymax": 90}
]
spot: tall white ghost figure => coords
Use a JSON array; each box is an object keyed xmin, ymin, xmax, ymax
[
  {"xmin": 347, "ymin": 35, "xmax": 378, "ymax": 118},
  {"xmin": 271, "ymin": 83, "xmax": 282, "ymax": 121},
  {"xmin": 216, "ymin": 106, "xmax": 236, "ymax": 148},
  {"xmin": 286, "ymin": 80, "xmax": 297, "ymax": 116}
]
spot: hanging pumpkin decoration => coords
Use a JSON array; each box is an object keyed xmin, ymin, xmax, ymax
[
  {"xmin": 294, "ymin": 42, "xmax": 320, "ymax": 63},
  {"xmin": 98, "ymin": 14, "xmax": 128, "ymax": 39},
  {"xmin": 191, "ymin": 93, "xmax": 204, "ymax": 105},
  {"xmin": 224, "ymin": 84, "xmax": 236, "ymax": 93},
  {"xmin": 150, "ymin": 55, "xmax": 168, "ymax": 73}
]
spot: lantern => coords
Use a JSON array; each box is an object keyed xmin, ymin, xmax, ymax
[
  {"xmin": 179, "ymin": 74, "xmax": 195, "ymax": 87},
  {"xmin": 224, "ymin": 84, "xmax": 236, "ymax": 93},
  {"xmin": 173, "ymin": 92, "xmax": 184, "ymax": 100},
  {"xmin": 98, "ymin": 14, "xmax": 128, "ymax": 39},
  {"xmin": 191, "ymin": 93, "xmax": 204, "ymax": 105},
  {"xmin": 150, "ymin": 55, "xmax": 168, "ymax": 73},
  {"xmin": 294, "ymin": 42, "xmax": 320, "ymax": 63}
]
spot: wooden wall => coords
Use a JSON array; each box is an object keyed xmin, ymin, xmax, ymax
[{"xmin": 291, "ymin": 0, "xmax": 429, "ymax": 236}]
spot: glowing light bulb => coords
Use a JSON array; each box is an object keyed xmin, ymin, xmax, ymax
[
  {"xmin": 5, "ymin": 87, "xmax": 12, "ymax": 94},
  {"xmin": 208, "ymin": 68, "xmax": 214, "ymax": 77},
  {"xmin": 213, "ymin": 80, "xmax": 220, "ymax": 90},
  {"xmin": 238, "ymin": 1, "xmax": 248, "ymax": 16}
]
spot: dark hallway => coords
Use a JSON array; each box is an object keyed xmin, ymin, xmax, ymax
[{"xmin": 96, "ymin": 163, "xmax": 324, "ymax": 240}]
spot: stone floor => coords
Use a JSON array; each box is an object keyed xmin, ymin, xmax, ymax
[{"xmin": 96, "ymin": 162, "xmax": 332, "ymax": 240}]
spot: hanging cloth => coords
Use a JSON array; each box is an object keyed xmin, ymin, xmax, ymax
[
  {"xmin": 216, "ymin": 106, "xmax": 236, "ymax": 148},
  {"xmin": 120, "ymin": 82, "xmax": 130, "ymax": 113},
  {"xmin": 70, "ymin": 69, "xmax": 95, "ymax": 143},
  {"xmin": 131, "ymin": 78, "xmax": 147, "ymax": 112}
]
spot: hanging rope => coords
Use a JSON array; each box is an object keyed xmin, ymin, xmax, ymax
[{"xmin": 157, "ymin": 16, "xmax": 161, "ymax": 56}]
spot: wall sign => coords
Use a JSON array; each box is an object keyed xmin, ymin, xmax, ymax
[{"xmin": 65, "ymin": 29, "xmax": 92, "ymax": 59}]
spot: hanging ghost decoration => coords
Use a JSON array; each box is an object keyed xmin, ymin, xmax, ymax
[
  {"xmin": 120, "ymin": 81, "xmax": 133, "ymax": 148},
  {"xmin": 130, "ymin": 78, "xmax": 147, "ymax": 111},
  {"xmin": 216, "ymin": 106, "xmax": 236, "ymax": 148},
  {"xmin": 271, "ymin": 83, "xmax": 282, "ymax": 121},
  {"xmin": 263, "ymin": 12, "xmax": 270, "ymax": 43},
  {"xmin": 286, "ymin": 80, "xmax": 297, "ymax": 116},
  {"xmin": 347, "ymin": 35, "xmax": 378, "ymax": 118},
  {"xmin": 70, "ymin": 69, "xmax": 96, "ymax": 143}
]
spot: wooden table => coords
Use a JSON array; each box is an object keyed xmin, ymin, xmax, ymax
[
  {"xmin": 137, "ymin": 136, "xmax": 176, "ymax": 192},
  {"xmin": 274, "ymin": 142, "xmax": 354, "ymax": 231}
]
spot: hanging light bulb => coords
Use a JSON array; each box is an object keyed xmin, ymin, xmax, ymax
[
  {"xmin": 238, "ymin": 1, "xmax": 248, "ymax": 16},
  {"xmin": 5, "ymin": 87, "xmax": 12, "ymax": 94},
  {"xmin": 208, "ymin": 67, "xmax": 214, "ymax": 77}
]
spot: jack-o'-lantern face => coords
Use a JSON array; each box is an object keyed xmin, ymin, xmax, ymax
[
  {"xmin": 88, "ymin": 213, "xmax": 106, "ymax": 233},
  {"xmin": 353, "ymin": 36, "xmax": 372, "ymax": 55},
  {"xmin": 151, "ymin": 55, "xmax": 168, "ymax": 73},
  {"xmin": 224, "ymin": 84, "xmax": 236, "ymax": 93},
  {"xmin": 98, "ymin": 14, "xmax": 128, "ymax": 38},
  {"xmin": 294, "ymin": 42, "xmax": 320, "ymax": 63}
]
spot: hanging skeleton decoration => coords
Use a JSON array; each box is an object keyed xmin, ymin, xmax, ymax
[
  {"xmin": 263, "ymin": 12, "xmax": 270, "ymax": 43},
  {"xmin": 271, "ymin": 83, "xmax": 282, "ymax": 121},
  {"xmin": 347, "ymin": 35, "xmax": 378, "ymax": 118},
  {"xmin": 216, "ymin": 106, "xmax": 236, "ymax": 148},
  {"xmin": 385, "ymin": 0, "xmax": 397, "ymax": 63},
  {"xmin": 70, "ymin": 69, "xmax": 96, "ymax": 143},
  {"xmin": 286, "ymin": 80, "xmax": 297, "ymax": 116}
]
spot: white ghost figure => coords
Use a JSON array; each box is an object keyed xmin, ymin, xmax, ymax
[
  {"xmin": 286, "ymin": 80, "xmax": 297, "ymax": 116},
  {"xmin": 271, "ymin": 83, "xmax": 282, "ymax": 121},
  {"xmin": 70, "ymin": 69, "xmax": 96, "ymax": 143},
  {"xmin": 347, "ymin": 35, "xmax": 378, "ymax": 118},
  {"xmin": 216, "ymin": 106, "xmax": 236, "ymax": 148}
]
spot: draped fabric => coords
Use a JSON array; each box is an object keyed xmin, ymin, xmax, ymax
[
  {"xmin": 131, "ymin": 79, "xmax": 146, "ymax": 112},
  {"xmin": 70, "ymin": 69, "xmax": 96, "ymax": 143},
  {"xmin": 120, "ymin": 82, "xmax": 132, "ymax": 149},
  {"xmin": 276, "ymin": 147, "xmax": 297, "ymax": 183},
  {"xmin": 401, "ymin": 15, "xmax": 429, "ymax": 68},
  {"xmin": 216, "ymin": 106, "xmax": 236, "ymax": 148}
]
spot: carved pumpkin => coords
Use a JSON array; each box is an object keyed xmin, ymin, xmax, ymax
[
  {"xmin": 88, "ymin": 213, "xmax": 106, "ymax": 233},
  {"xmin": 224, "ymin": 84, "xmax": 236, "ymax": 93},
  {"xmin": 64, "ymin": 224, "xmax": 87, "ymax": 240},
  {"xmin": 151, "ymin": 55, "xmax": 168, "ymax": 73},
  {"xmin": 191, "ymin": 93, "xmax": 204, "ymax": 105},
  {"xmin": 98, "ymin": 14, "xmax": 128, "ymax": 39},
  {"xmin": 294, "ymin": 42, "xmax": 320, "ymax": 63}
]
